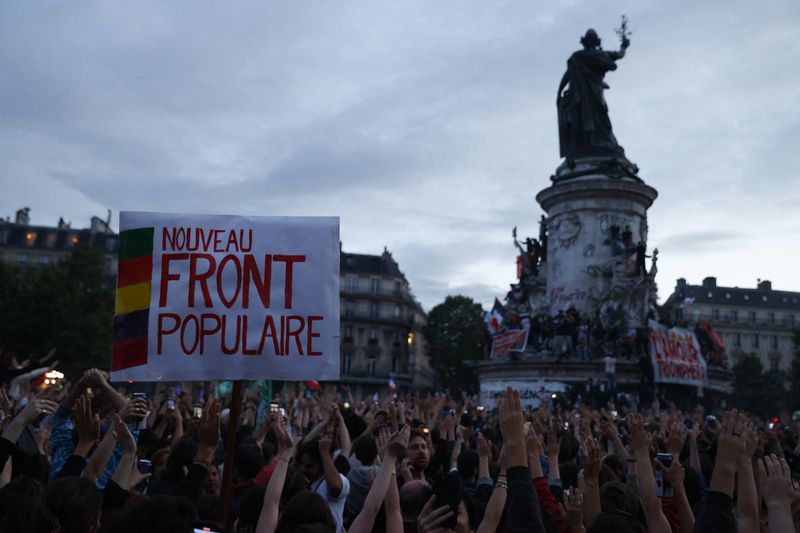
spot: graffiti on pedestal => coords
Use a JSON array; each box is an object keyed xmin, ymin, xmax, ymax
[{"xmin": 550, "ymin": 214, "xmax": 581, "ymax": 249}]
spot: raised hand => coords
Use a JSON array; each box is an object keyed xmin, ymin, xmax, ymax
[
  {"xmin": 627, "ymin": 414, "xmax": 652, "ymax": 455},
  {"xmin": 72, "ymin": 396, "xmax": 100, "ymax": 443},
  {"xmin": 197, "ymin": 399, "xmax": 221, "ymax": 452},
  {"xmin": 498, "ymin": 388, "xmax": 527, "ymax": 469},
  {"xmin": 580, "ymin": 436, "xmax": 602, "ymax": 483},
  {"xmin": 665, "ymin": 420, "xmax": 687, "ymax": 456},
  {"xmin": 476, "ymin": 431, "xmax": 492, "ymax": 459},
  {"xmin": 387, "ymin": 424, "xmax": 411, "ymax": 458},
  {"xmin": 119, "ymin": 396, "xmax": 149, "ymax": 422},
  {"xmin": 524, "ymin": 422, "xmax": 544, "ymax": 458},
  {"xmin": 756, "ymin": 454, "xmax": 794, "ymax": 510},
  {"xmin": 561, "ymin": 487, "xmax": 585, "ymax": 533},
  {"xmin": 274, "ymin": 422, "xmax": 294, "ymax": 454},
  {"xmin": 17, "ymin": 397, "xmax": 57, "ymax": 424},
  {"xmin": 417, "ymin": 495, "xmax": 454, "ymax": 533},
  {"xmin": 112, "ymin": 413, "xmax": 136, "ymax": 455}
]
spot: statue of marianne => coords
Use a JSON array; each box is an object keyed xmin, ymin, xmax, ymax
[{"xmin": 557, "ymin": 28, "xmax": 630, "ymax": 162}]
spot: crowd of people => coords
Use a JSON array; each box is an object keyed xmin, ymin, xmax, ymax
[{"xmin": 0, "ymin": 361, "xmax": 798, "ymax": 532}]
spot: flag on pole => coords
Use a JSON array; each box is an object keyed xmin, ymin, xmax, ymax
[
  {"xmin": 490, "ymin": 329, "xmax": 528, "ymax": 358},
  {"xmin": 486, "ymin": 298, "xmax": 505, "ymax": 334},
  {"xmin": 305, "ymin": 380, "xmax": 322, "ymax": 392}
]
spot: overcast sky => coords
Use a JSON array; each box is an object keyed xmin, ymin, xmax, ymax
[{"xmin": 1, "ymin": 1, "xmax": 798, "ymax": 311}]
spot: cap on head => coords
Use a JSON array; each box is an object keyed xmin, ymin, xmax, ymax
[{"xmin": 581, "ymin": 28, "xmax": 601, "ymax": 48}]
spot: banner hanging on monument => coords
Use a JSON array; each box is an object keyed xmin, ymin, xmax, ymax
[
  {"xmin": 111, "ymin": 211, "xmax": 340, "ymax": 382},
  {"xmin": 648, "ymin": 320, "xmax": 707, "ymax": 387},
  {"xmin": 490, "ymin": 329, "xmax": 528, "ymax": 358}
]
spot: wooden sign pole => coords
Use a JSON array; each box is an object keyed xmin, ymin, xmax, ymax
[{"xmin": 218, "ymin": 379, "xmax": 243, "ymax": 529}]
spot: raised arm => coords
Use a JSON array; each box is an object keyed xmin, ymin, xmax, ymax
[
  {"xmin": 350, "ymin": 426, "xmax": 410, "ymax": 533},
  {"xmin": 757, "ymin": 454, "xmax": 798, "ymax": 533},
  {"xmin": 318, "ymin": 434, "xmax": 343, "ymax": 498},
  {"xmin": 736, "ymin": 426, "xmax": 759, "ymax": 533},
  {"xmin": 256, "ymin": 422, "xmax": 294, "ymax": 533},
  {"xmin": 627, "ymin": 414, "xmax": 671, "ymax": 533},
  {"xmin": 110, "ymin": 414, "xmax": 137, "ymax": 490}
]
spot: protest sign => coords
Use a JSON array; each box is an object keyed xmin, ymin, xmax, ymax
[
  {"xmin": 490, "ymin": 329, "xmax": 528, "ymax": 358},
  {"xmin": 110, "ymin": 212, "xmax": 340, "ymax": 382},
  {"xmin": 648, "ymin": 320, "xmax": 707, "ymax": 386}
]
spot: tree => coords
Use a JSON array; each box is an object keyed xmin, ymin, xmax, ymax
[
  {"xmin": 422, "ymin": 295, "xmax": 485, "ymax": 393},
  {"xmin": 731, "ymin": 354, "xmax": 784, "ymax": 418},
  {"xmin": 785, "ymin": 328, "xmax": 800, "ymax": 411},
  {"xmin": 0, "ymin": 245, "xmax": 114, "ymax": 376}
]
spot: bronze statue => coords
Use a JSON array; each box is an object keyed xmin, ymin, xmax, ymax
[{"xmin": 557, "ymin": 21, "xmax": 630, "ymax": 163}]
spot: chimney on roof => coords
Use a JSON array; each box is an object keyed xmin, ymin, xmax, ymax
[
  {"xmin": 702, "ymin": 277, "xmax": 717, "ymax": 288},
  {"xmin": 676, "ymin": 278, "xmax": 687, "ymax": 290},
  {"xmin": 757, "ymin": 279, "xmax": 772, "ymax": 291},
  {"xmin": 15, "ymin": 207, "xmax": 30, "ymax": 226}
]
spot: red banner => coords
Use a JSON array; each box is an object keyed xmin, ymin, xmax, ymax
[{"xmin": 491, "ymin": 329, "xmax": 528, "ymax": 358}]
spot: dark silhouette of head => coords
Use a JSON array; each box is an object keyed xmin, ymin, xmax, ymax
[
  {"xmin": 581, "ymin": 29, "xmax": 601, "ymax": 49},
  {"xmin": 46, "ymin": 477, "xmax": 103, "ymax": 533},
  {"xmin": 275, "ymin": 490, "xmax": 335, "ymax": 533}
]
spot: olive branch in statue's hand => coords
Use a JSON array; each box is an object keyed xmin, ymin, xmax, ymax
[{"xmin": 615, "ymin": 15, "xmax": 631, "ymax": 48}]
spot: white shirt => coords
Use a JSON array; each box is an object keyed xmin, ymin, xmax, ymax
[
  {"xmin": 604, "ymin": 356, "xmax": 616, "ymax": 374},
  {"xmin": 312, "ymin": 473, "xmax": 350, "ymax": 533}
]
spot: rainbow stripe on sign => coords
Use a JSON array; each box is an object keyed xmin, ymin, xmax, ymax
[{"xmin": 112, "ymin": 227, "xmax": 154, "ymax": 372}]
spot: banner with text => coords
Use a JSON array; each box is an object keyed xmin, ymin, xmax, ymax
[
  {"xmin": 111, "ymin": 212, "xmax": 340, "ymax": 382},
  {"xmin": 490, "ymin": 329, "xmax": 528, "ymax": 358},
  {"xmin": 648, "ymin": 320, "xmax": 707, "ymax": 387}
]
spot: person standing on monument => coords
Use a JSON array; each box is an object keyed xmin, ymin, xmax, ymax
[
  {"xmin": 603, "ymin": 353, "xmax": 618, "ymax": 393},
  {"xmin": 557, "ymin": 27, "xmax": 630, "ymax": 162}
]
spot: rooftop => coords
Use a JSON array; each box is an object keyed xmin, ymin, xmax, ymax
[
  {"xmin": 667, "ymin": 277, "xmax": 800, "ymax": 311},
  {"xmin": 341, "ymin": 247, "xmax": 404, "ymax": 278}
]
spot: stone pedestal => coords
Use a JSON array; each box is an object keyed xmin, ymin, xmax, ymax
[{"xmin": 534, "ymin": 176, "xmax": 658, "ymax": 326}]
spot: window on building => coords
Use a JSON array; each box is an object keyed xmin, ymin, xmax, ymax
[
  {"xmin": 368, "ymin": 328, "xmax": 377, "ymax": 340},
  {"xmin": 45, "ymin": 232, "xmax": 58, "ymax": 248},
  {"xmin": 344, "ymin": 325, "xmax": 353, "ymax": 338},
  {"xmin": 104, "ymin": 237, "xmax": 117, "ymax": 253},
  {"xmin": 712, "ymin": 309, "xmax": 720, "ymax": 320},
  {"xmin": 0, "ymin": 228, "xmax": 8, "ymax": 245},
  {"xmin": 344, "ymin": 302, "xmax": 354, "ymax": 318},
  {"xmin": 789, "ymin": 314, "xmax": 796, "ymax": 327},
  {"xmin": 770, "ymin": 358, "xmax": 780, "ymax": 373},
  {"xmin": 370, "ymin": 303, "xmax": 379, "ymax": 318},
  {"xmin": 733, "ymin": 333, "xmax": 741, "ymax": 347},
  {"xmin": 731, "ymin": 310, "xmax": 738, "ymax": 322},
  {"xmin": 371, "ymin": 278, "xmax": 381, "ymax": 295},
  {"xmin": 751, "ymin": 334, "xmax": 759, "ymax": 348},
  {"xmin": 39, "ymin": 255, "xmax": 51, "ymax": 265},
  {"xmin": 392, "ymin": 356, "xmax": 399, "ymax": 372},
  {"xmin": 394, "ymin": 305, "xmax": 400, "ymax": 318},
  {"xmin": 368, "ymin": 359, "xmax": 376, "ymax": 376},
  {"xmin": 18, "ymin": 253, "xmax": 29, "ymax": 264},
  {"xmin": 346, "ymin": 276, "xmax": 357, "ymax": 293},
  {"xmin": 767, "ymin": 312, "xmax": 775, "ymax": 325},
  {"xmin": 749, "ymin": 311, "xmax": 756, "ymax": 324},
  {"xmin": 394, "ymin": 281, "xmax": 402, "ymax": 296},
  {"xmin": 771, "ymin": 335, "xmax": 779, "ymax": 349},
  {"xmin": 66, "ymin": 232, "xmax": 78, "ymax": 248},
  {"xmin": 342, "ymin": 352, "xmax": 352, "ymax": 373},
  {"xmin": 24, "ymin": 231, "xmax": 37, "ymax": 247}
]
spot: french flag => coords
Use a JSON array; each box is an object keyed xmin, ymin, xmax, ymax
[{"xmin": 486, "ymin": 298, "xmax": 505, "ymax": 334}]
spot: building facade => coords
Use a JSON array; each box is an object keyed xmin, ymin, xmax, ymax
[
  {"xmin": 666, "ymin": 277, "xmax": 799, "ymax": 372},
  {"xmin": 339, "ymin": 247, "xmax": 433, "ymax": 393},
  {"xmin": 0, "ymin": 208, "xmax": 118, "ymax": 275}
]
